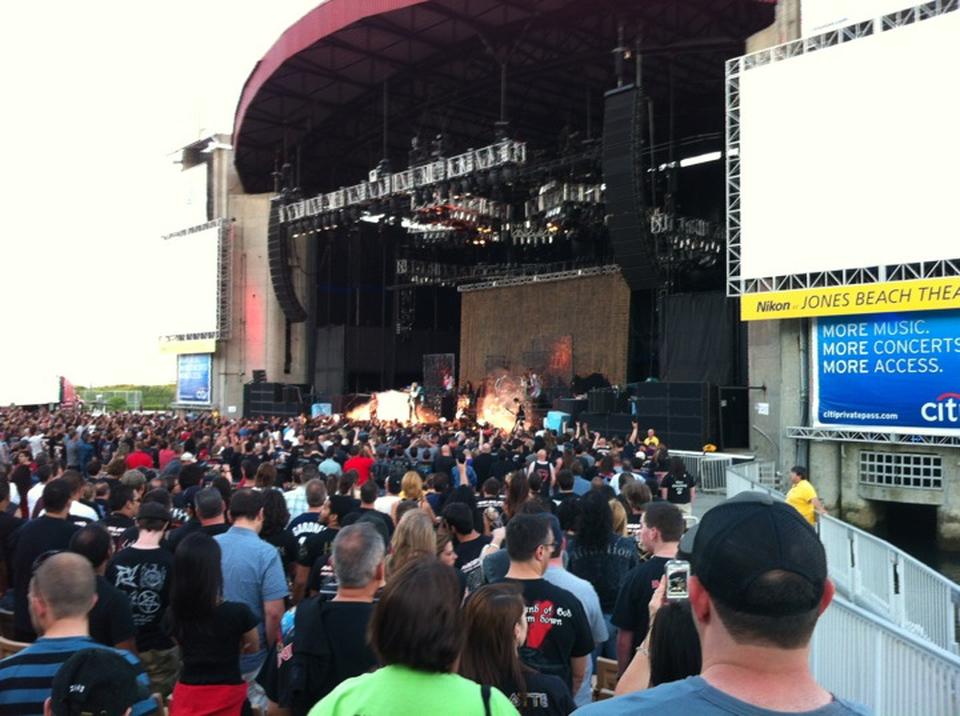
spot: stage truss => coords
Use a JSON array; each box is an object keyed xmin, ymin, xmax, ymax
[
  {"xmin": 787, "ymin": 425, "xmax": 960, "ymax": 449},
  {"xmin": 725, "ymin": 0, "xmax": 960, "ymax": 297},
  {"xmin": 457, "ymin": 264, "xmax": 621, "ymax": 293}
]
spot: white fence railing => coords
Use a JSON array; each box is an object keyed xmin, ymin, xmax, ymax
[
  {"xmin": 671, "ymin": 450, "xmax": 769, "ymax": 493},
  {"xmin": 811, "ymin": 594, "xmax": 960, "ymax": 716},
  {"xmin": 726, "ymin": 463, "xmax": 960, "ymax": 656},
  {"xmin": 726, "ymin": 462, "xmax": 960, "ymax": 715}
]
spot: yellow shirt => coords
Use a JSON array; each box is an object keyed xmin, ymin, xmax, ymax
[
  {"xmin": 786, "ymin": 479, "xmax": 818, "ymax": 525},
  {"xmin": 643, "ymin": 435, "xmax": 660, "ymax": 447}
]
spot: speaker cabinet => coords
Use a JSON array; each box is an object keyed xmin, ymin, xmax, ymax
[{"xmin": 603, "ymin": 85, "xmax": 654, "ymax": 290}]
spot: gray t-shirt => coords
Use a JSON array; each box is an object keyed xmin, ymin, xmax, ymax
[{"xmin": 572, "ymin": 676, "xmax": 871, "ymax": 715}]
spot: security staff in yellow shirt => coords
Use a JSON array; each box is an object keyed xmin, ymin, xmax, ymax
[{"xmin": 785, "ymin": 465, "xmax": 827, "ymax": 525}]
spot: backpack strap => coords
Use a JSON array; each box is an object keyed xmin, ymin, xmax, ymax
[{"xmin": 481, "ymin": 684, "xmax": 491, "ymax": 716}]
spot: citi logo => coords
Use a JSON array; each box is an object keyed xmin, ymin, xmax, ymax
[{"xmin": 921, "ymin": 393, "xmax": 960, "ymax": 422}]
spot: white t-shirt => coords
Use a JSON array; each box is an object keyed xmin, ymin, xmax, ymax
[
  {"xmin": 27, "ymin": 482, "xmax": 45, "ymax": 518},
  {"xmin": 373, "ymin": 494, "xmax": 400, "ymax": 515}
]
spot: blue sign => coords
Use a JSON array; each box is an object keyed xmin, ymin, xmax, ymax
[
  {"xmin": 177, "ymin": 354, "xmax": 212, "ymax": 405},
  {"xmin": 813, "ymin": 309, "xmax": 960, "ymax": 433}
]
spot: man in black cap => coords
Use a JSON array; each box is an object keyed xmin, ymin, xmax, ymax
[
  {"xmin": 44, "ymin": 648, "xmax": 145, "ymax": 716},
  {"xmin": 105, "ymin": 501, "xmax": 177, "ymax": 699},
  {"xmin": 573, "ymin": 492, "xmax": 869, "ymax": 715}
]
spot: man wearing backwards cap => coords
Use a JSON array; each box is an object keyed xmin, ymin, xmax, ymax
[{"xmin": 573, "ymin": 492, "xmax": 869, "ymax": 715}]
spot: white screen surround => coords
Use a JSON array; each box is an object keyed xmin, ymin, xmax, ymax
[
  {"xmin": 801, "ymin": 0, "xmax": 918, "ymax": 36},
  {"xmin": 735, "ymin": 9, "xmax": 960, "ymax": 283},
  {"xmin": 157, "ymin": 224, "xmax": 221, "ymax": 339}
]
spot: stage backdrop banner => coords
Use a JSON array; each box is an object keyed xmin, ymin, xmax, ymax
[
  {"xmin": 812, "ymin": 309, "xmax": 960, "ymax": 435},
  {"xmin": 423, "ymin": 353, "xmax": 456, "ymax": 392},
  {"xmin": 176, "ymin": 354, "xmax": 213, "ymax": 405}
]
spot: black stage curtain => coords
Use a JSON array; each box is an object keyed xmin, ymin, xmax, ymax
[{"xmin": 659, "ymin": 292, "xmax": 739, "ymax": 386}]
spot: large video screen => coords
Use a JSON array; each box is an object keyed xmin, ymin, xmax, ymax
[
  {"xmin": 812, "ymin": 308, "xmax": 960, "ymax": 435},
  {"xmin": 736, "ymin": 9, "xmax": 960, "ymax": 283},
  {"xmin": 157, "ymin": 224, "xmax": 221, "ymax": 339}
]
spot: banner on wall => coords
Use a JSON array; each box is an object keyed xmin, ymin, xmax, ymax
[
  {"xmin": 176, "ymin": 354, "xmax": 212, "ymax": 405},
  {"xmin": 812, "ymin": 309, "xmax": 960, "ymax": 434}
]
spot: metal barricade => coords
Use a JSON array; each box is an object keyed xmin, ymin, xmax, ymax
[
  {"xmin": 727, "ymin": 462, "xmax": 960, "ymax": 656},
  {"xmin": 670, "ymin": 450, "xmax": 736, "ymax": 493},
  {"xmin": 812, "ymin": 594, "xmax": 960, "ymax": 716}
]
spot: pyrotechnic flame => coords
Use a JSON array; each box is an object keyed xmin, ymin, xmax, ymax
[{"xmin": 346, "ymin": 390, "xmax": 437, "ymax": 424}]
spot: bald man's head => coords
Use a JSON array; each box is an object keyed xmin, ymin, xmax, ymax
[{"xmin": 30, "ymin": 552, "xmax": 96, "ymax": 622}]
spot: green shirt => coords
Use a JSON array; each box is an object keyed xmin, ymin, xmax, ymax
[{"xmin": 309, "ymin": 664, "xmax": 520, "ymax": 716}]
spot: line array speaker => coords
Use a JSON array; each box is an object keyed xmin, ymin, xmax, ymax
[
  {"xmin": 267, "ymin": 197, "xmax": 307, "ymax": 322},
  {"xmin": 603, "ymin": 85, "xmax": 654, "ymax": 290}
]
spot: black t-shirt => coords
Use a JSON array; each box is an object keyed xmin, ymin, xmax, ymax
[
  {"xmin": 106, "ymin": 545, "xmax": 176, "ymax": 651},
  {"xmin": 263, "ymin": 529, "xmax": 299, "ymax": 573},
  {"xmin": 454, "ymin": 535, "xmax": 492, "ymax": 592},
  {"xmin": 258, "ymin": 598, "xmax": 378, "ymax": 710},
  {"xmin": 166, "ymin": 600, "xmax": 259, "ymax": 684},
  {"xmin": 566, "ymin": 534, "xmax": 640, "ymax": 613},
  {"xmin": 89, "ymin": 575, "xmax": 136, "ymax": 648},
  {"xmin": 432, "ymin": 455, "xmax": 457, "ymax": 478},
  {"xmin": 473, "ymin": 453, "xmax": 494, "ymax": 483},
  {"xmin": 166, "ymin": 521, "xmax": 230, "ymax": 553},
  {"xmin": 101, "ymin": 513, "xmax": 136, "ymax": 550},
  {"xmin": 0, "ymin": 512, "xmax": 23, "ymax": 580},
  {"xmin": 10, "ymin": 516, "xmax": 80, "ymax": 641},
  {"xmin": 660, "ymin": 472, "xmax": 697, "ymax": 504},
  {"xmin": 501, "ymin": 670, "xmax": 576, "ymax": 716},
  {"xmin": 359, "ymin": 507, "xmax": 394, "ymax": 540},
  {"xmin": 298, "ymin": 528, "xmax": 339, "ymax": 569},
  {"xmin": 288, "ymin": 512, "xmax": 326, "ymax": 550},
  {"xmin": 611, "ymin": 555, "xmax": 670, "ymax": 649},
  {"xmin": 499, "ymin": 578, "xmax": 594, "ymax": 690}
]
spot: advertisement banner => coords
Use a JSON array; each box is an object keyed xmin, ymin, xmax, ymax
[
  {"xmin": 176, "ymin": 354, "xmax": 212, "ymax": 405},
  {"xmin": 741, "ymin": 276, "xmax": 960, "ymax": 321},
  {"xmin": 812, "ymin": 309, "xmax": 960, "ymax": 434}
]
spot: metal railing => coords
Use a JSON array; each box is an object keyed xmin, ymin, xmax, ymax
[
  {"xmin": 725, "ymin": 461, "xmax": 960, "ymax": 715},
  {"xmin": 811, "ymin": 594, "xmax": 960, "ymax": 716},
  {"xmin": 726, "ymin": 463, "xmax": 960, "ymax": 656},
  {"xmin": 672, "ymin": 450, "xmax": 777, "ymax": 493}
]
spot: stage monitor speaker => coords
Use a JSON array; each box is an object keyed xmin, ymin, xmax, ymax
[
  {"xmin": 267, "ymin": 197, "xmax": 307, "ymax": 322},
  {"xmin": 554, "ymin": 398, "xmax": 588, "ymax": 421},
  {"xmin": 588, "ymin": 388, "xmax": 617, "ymax": 414},
  {"xmin": 603, "ymin": 85, "xmax": 654, "ymax": 290}
]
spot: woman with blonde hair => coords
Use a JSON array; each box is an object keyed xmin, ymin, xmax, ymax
[
  {"xmin": 392, "ymin": 470, "xmax": 436, "ymax": 524},
  {"xmin": 609, "ymin": 499, "xmax": 628, "ymax": 537},
  {"xmin": 387, "ymin": 509, "xmax": 436, "ymax": 577}
]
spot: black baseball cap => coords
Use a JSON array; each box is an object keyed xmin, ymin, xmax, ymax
[
  {"xmin": 49, "ymin": 648, "xmax": 146, "ymax": 715},
  {"xmin": 682, "ymin": 491, "xmax": 827, "ymax": 616}
]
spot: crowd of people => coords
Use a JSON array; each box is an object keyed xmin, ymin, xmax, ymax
[{"xmin": 0, "ymin": 405, "xmax": 866, "ymax": 715}]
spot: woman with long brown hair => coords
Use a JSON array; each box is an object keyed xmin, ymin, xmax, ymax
[
  {"xmin": 502, "ymin": 470, "xmax": 531, "ymax": 523},
  {"xmin": 460, "ymin": 583, "xmax": 575, "ymax": 716}
]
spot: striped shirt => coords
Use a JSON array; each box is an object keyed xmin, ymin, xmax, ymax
[{"xmin": 0, "ymin": 636, "xmax": 157, "ymax": 716}]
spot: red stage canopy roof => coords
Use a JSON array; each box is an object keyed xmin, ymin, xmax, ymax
[{"xmin": 233, "ymin": 0, "xmax": 777, "ymax": 194}]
